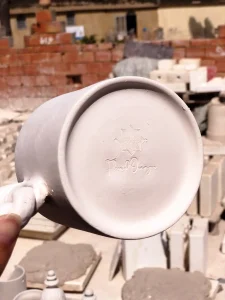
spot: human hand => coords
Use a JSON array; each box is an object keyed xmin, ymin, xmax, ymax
[{"xmin": 0, "ymin": 214, "xmax": 21, "ymax": 276}]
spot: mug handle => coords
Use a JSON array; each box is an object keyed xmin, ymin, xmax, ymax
[{"xmin": 0, "ymin": 180, "xmax": 49, "ymax": 227}]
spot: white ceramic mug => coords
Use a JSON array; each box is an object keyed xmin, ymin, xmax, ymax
[{"xmin": 1, "ymin": 77, "xmax": 203, "ymax": 239}]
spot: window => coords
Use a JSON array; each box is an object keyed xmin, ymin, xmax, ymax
[
  {"xmin": 16, "ymin": 15, "xmax": 26, "ymax": 29},
  {"xmin": 66, "ymin": 12, "xmax": 75, "ymax": 26},
  {"xmin": 115, "ymin": 16, "xmax": 127, "ymax": 35}
]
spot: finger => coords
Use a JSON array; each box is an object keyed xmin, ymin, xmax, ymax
[{"xmin": 0, "ymin": 214, "xmax": 21, "ymax": 276}]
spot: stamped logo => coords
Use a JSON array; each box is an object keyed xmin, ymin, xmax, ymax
[{"xmin": 106, "ymin": 125, "xmax": 156, "ymax": 175}]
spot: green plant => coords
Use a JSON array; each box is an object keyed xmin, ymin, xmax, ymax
[{"xmin": 81, "ymin": 34, "xmax": 97, "ymax": 44}]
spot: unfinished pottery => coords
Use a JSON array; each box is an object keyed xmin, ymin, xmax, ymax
[
  {"xmin": 11, "ymin": 76, "xmax": 203, "ymax": 239},
  {"xmin": 207, "ymin": 97, "xmax": 225, "ymax": 143},
  {"xmin": 13, "ymin": 289, "xmax": 42, "ymax": 300},
  {"xmin": 0, "ymin": 265, "xmax": 26, "ymax": 300}
]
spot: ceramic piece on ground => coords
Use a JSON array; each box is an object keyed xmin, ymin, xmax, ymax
[
  {"xmin": 179, "ymin": 58, "xmax": 201, "ymax": 69},
  {"xmin": 210, "ymin": 156, "xmax": 225, "ymax": 203},
  {"xmin": 187, "ymin": 192, "xmax": 199, "ymax": 216},
  {"xmin": 163, "ymin": 82, "xmax": 187, "ymax": 93},
  {"xmin": 12, "ymin": 77, "xmax": 202, "ymax": 239},
  {"xmin": 109, "ymin": 240, "xmax": 122, "ymax": 281},
  {"xmin": 0, "ymin": 265, "xmax": 26, "ymax": 300},
  {"xmin": 149, "ymin": 70, "xmax": 168, "ymax": 82},
  {"xmin": 189, "ymin": 217, "xmax": 208, "ymax": 274},
  {"xmin": 82, "ymin": 289, "xmax": 97, "ymax": 300},
  {"xmin": 158, "ymin": 59, "xmax": 176, "ymax": 70},
  {"xmin": 40, "ymin": 270, "xmax": 66, "ymax": 300},
  {"xmin": 207, "ymin": 98, "xmax": 225, "ymax": 143},
  {"xmin": 190, "ymin": 67, "xmax": 207, "ymax": 92},
  {"xmin": 199, "ymin": 163, "xmax": 218, "ymax": 217},
  {"xmin": 209, "ymin": 279, "xmax": 220, "ymax": 299},
  {"xmin": 122, "ymin": 233, "xmax": 167, "ymax": 281},
  {"xmin": 168, "ymin": 217, "xmax": 190, "ymax": 270},
  {"xmin": 167, "ymin": 69, "xmax": 190, "ymax": 83},
  {"xmin": 13, "ymin": 289, "xmax": 42, "ymax": 300}
]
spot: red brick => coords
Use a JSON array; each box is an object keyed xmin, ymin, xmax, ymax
[
  {"xmin": 206, "ymin": 46, "xmax": 224, "ymax": 57},
  {"xmin": 32, "ymin": 21, "xmax": 65, "ymax": 34},
  {"xmin": 30, "ymin": 53, "xmax": 61, "ymax": 64},
  {"xmin": 63, "ymin": 52, "xmax": 94, "ymax": 63},
  {"xmin": 82, "ymin": 44, "xmax": 98, "ymax": 51},
  {"xmin": 82, "ymin": 74, "xmax": 98, "ymax": 86},
  {"xmin": 98, "ymin": 43, "xmax": 113, "ymax": 50},
  {"xmin": 37, "ymin": 63, "xmax": 56, "ymax": 75},
  {"xmin": 49, "ymin": 75, "xmax": 67, "ymax": 85},
  {"xmin": 54, "ymin": 63, "xmax": 70, "ymax": 74},
  {"xmin": 171, "ymin": 40, "xmax": 190, "ymax": 48},
  {"xmin": 190, "ymin": 39, "xmax": 213, "ymax": 47},
  {"xmin": 211, "ymin": 38, "xmax": 225, "ymax": 46},
  {"xmin": 0, "ymin": 38, "xmax": 12, "ymax": 49},
  {"xmin": 0, "ymin": 66, "xmax": 9, "ymax": 76},
  {"xmin": 201, "ymin": 58, "xmax": 216, "ymax": 66},
  {"xmin": 17, "ymin": 54, "xmax": 31, "ymax": 64},
  {"xmin": 35, "ymin": 75, "xmax": 51, "ymax": 86},
  {"xmin": 36, "ymin": 10, "xmax": 56, "ymax": 23},
  {"xmin": 161, "ymin": 40, "xmax": 171, "ymax": 47},
  {"xmin": 55, "ymin": 33, "xmax": 75, "ymax": 45},
  {"xmin": 112, "ymin": 49, "xmax": 123, "ymax": 62},
  {"xmin": 98, "ymin": 62, "xmax": 114, "ymax": 74},
  {"xmin": 38, "ymin": 45, "xmax": 61, "ymax": 52},
  {"xmin": 0, "ymin": 77, "xmax": 7, "ymax": 89},
  {"xmin": 86, "ymin": 62, "xmax": 101, "ymax": 74},
  {"xmin": 23, "ymin": 65, "xmax": 39, "ymax": 75},
  {"xmin": 186, "ymin": 47, "xmax": 205, "ymax": 58},
  {"xmin": 77, "ymin": 52, "xmax": 95, "ymax": 62},
  {"xmin": 25, "ymin": 34, "xmax": 74, "ymax": 47},
  {"xmin": 70, "ymin": 64, "xmax": 88, "ymax": 74},
  {"xmin": 173, "ymin": 48, "xmax": 186, "ymax": 59},
  {"xmin": 7, "ymin": 76, "xmax": 22, "ymax": 87},
  {"xmin": 58, "ymin": 44, "xmax": 81, "ymax": 52},
  {"xmin": 95, "ymin": 51, "xmax": 111, "ymax": 62},
  {"xmin": 21, "ymin": 76, "xmax": 36, "ymax": 87},
  {"xmin": 57, "ymin": 84, "xmax": 82, "ymax": 96},
  {"xmin": 215, "ymin": 58, "xmax": 225, "ymax": 72},
  {"xmin": 8, "ymin": 86, "xmax": 42, "ymax": 98},
  {"xmin": 62, "ymin": 52, "xmax": 78, "ymax": 63},
  {"xmin": 218, "ymin": 25, "xmax": 225, "ymax": 38},
  {"xmin": 9, "ymin": 66, "xmax": 23, "ymax": 75},
  {"xmin": 40, "ymin": 86, "xmax": 58, "ymax": 98},
  {"xmin": 98, "ymin": 74, "xmax": 109, "ymax": 81}
]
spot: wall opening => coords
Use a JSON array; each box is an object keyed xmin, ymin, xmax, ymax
[
  {"xmin": 66, "ymin": 75, "xmax": 82, "ymax": 84},
  {"xmin": 126, "ymin": 11, "xmax": 137, "ymax": 36}
]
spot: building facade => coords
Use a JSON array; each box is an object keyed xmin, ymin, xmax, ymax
[{"xmin": 7, "ymin": 0, "xmax": 225, "ymax": 48}]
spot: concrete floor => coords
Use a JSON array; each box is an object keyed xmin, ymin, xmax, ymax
[{"xmin": 2, "ymin": 219, "xmax": 225, "ymax": 300}]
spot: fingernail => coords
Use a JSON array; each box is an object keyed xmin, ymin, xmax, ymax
[{"xmin": 0, "ymin": 214, "xmax": 21, "ymax": 246}]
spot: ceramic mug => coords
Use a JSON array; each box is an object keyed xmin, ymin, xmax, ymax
[{"xmin": 1, "ymin": 77, "xmax": 203, "ymax": 239}]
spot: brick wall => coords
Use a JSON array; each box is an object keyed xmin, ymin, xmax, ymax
[
  {"xmin": 0, "ymin": 36, "xmax": 123, "ymax": 111},
  {"xmin": 1, "ymin": 8, "xmax": 225, "ymax": 112}
]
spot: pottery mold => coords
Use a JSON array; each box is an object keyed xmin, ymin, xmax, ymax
[{"xmin": 15, "ymin": 77, "xmax": 203, "ymax": 239}]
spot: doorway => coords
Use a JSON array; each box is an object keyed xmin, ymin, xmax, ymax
[{"xmin": 126, "ymin": 11, "xmax": 137, "ymax": 36}]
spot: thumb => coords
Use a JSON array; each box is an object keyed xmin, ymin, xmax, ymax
[{"xmin": 0, "ymin": 214, "xmax": 21, "ymax": 276}]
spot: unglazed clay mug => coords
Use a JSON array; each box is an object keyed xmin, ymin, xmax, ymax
[{"xmin": 2, "ymin": 77, "xmax": 203, "ymax": 239}]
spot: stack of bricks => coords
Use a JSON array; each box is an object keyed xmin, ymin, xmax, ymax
[
  {"xmin": 172, "ymin": 26, "xmax": 225, "ymax": 75},
  {"xmin": 0, "ymin": 9, "xmax": 124, "ymax": 111}
]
